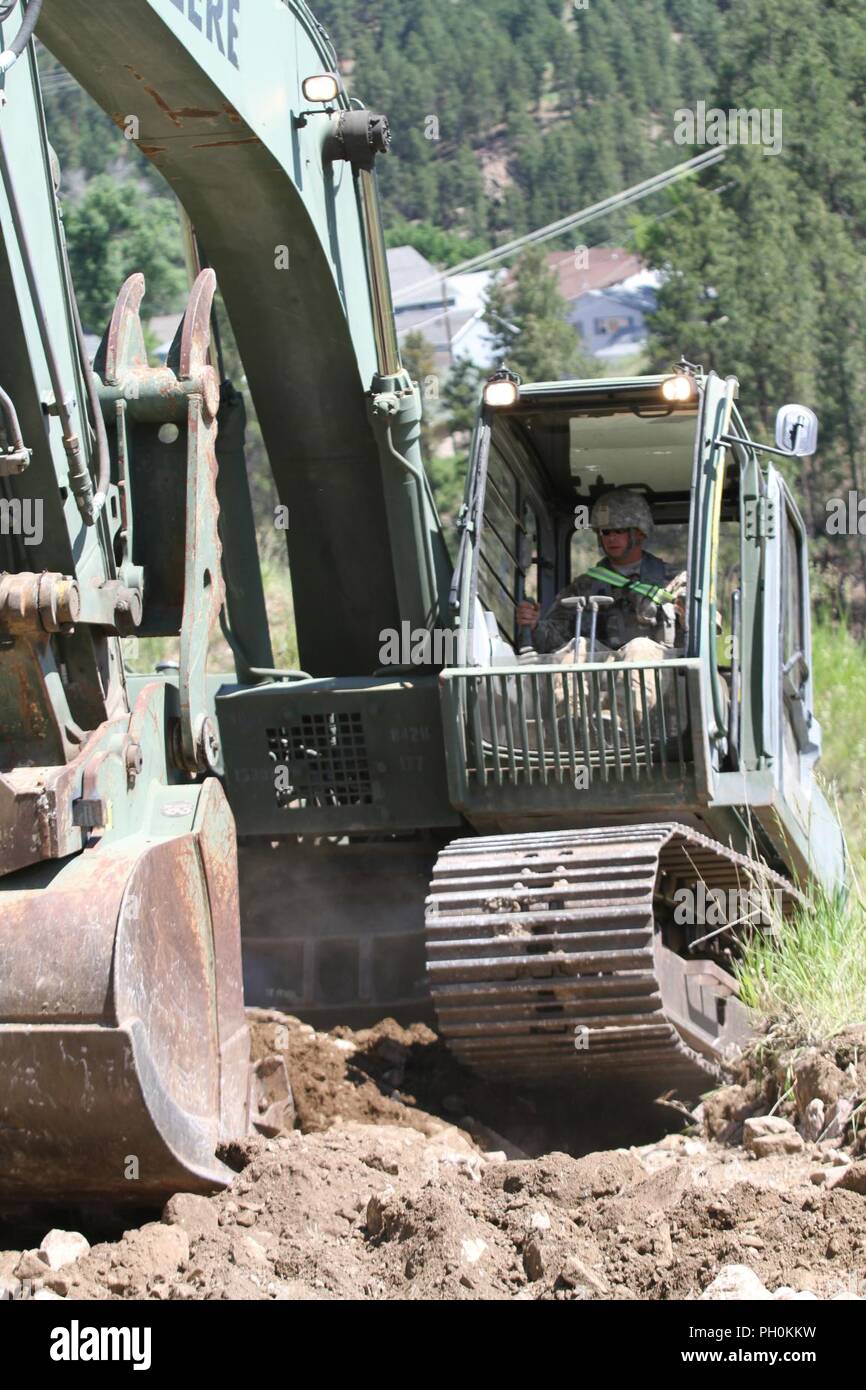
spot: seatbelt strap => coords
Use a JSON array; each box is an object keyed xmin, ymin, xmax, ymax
[{"xmin": 586, "ymin": 564, "xmax": 677, "ymax": 605}]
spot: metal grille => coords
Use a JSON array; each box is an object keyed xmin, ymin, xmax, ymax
[
  {"xmin": 267, "ymin": 711, "xmax": 373, "ymax": 809},
  {"xmin": 442, "ymin": 659, "xmax": 700, "ymax": 792}
]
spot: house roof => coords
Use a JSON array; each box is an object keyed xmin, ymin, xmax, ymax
[
  {"xmin": 388, "ymin": 246, "xmax": 452, "ymax": 309},
  {"xmin": 546, "ymin": 247, "xmax": 644, "ymax": 301}
]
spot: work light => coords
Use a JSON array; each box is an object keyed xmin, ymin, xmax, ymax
[
  {"xmin": 483, "ymin": 370, "xmax": 520, "ymax": 409},
  {"xmin": 302, "ymin": 73, "xmax": 340, "ymax": 103}
]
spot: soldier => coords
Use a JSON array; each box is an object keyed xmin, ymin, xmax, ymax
[
  {"xmin": 515, "ymin": 488, "xmax": 687, "ymax": 740},
  {"xmin": 516, "ymin": 488, "xmax": 686, "ymax": 661}
]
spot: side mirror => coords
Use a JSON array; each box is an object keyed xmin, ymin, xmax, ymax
[{"xmin": 775, "ymin": 404, "xmax": 818, "ymax": 457}]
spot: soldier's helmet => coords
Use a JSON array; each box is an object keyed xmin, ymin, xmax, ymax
[{"xmin": 590, "ymin": 489, "xmax": 653, "ymax": 537}]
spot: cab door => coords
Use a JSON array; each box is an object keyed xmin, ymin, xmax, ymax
[{"xmin": 767, "ymin": 468, "xmax": 820, "ymax": 775}]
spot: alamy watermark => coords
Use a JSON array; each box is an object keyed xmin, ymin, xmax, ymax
[
  {"xmin": 0, "ymin": 497, "xmax": 42, "ymax": 545},
  {"xmin": 674, "ymin": 101, "xmax": 783, "ymax": 157},
  {"xmin": 825, "ymin": 491, "xmax": 866, "ymax": 534},
  {"xmin": 674, "ymin": 882, "xmax": 783, "ymax": 929},
  {"xmin": 50, "ymin": 1321, "xmax": 151, "ymax": 1371},
  {"xmin": 379, "ymin": 623, "xmax": 458, "ymax": 667}
]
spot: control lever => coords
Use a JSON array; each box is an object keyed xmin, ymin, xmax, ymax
[
  {"xmin": 560, "ymin": 594, "xmax": 614, "ymax": 661},
  {"xmin": 587, "ymin": 595, "xmax": 614, "ymax": 661},
  {"xmin": 559, "ymin": 595, "xmax": 587, "ymax": 659}
]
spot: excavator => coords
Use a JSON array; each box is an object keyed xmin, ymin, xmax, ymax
[{"xmin": 0, "ymin": 0, "xmax": 846, "ymax": 1210}]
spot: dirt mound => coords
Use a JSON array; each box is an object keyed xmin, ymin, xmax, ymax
[
  {"xmin": 3, "ymin": 1013, "xmax": 866, "ymax": 1302},
  {"xmin": 9, "ymin": 1127, "xmax": 866, "ymax": 1302}
]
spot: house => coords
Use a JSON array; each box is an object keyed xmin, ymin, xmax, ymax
[
  {"xmin": 546, "ymin": 248, "xmax": 661, "ymax": 361},
  {"xmin": 388, "ymin": 245, "xmax": 496, "ymax": 373}
]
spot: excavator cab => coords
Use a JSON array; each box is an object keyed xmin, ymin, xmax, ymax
[{"xmin": 447, "ymin": 371, "xmax": 716, "ymax": 816}]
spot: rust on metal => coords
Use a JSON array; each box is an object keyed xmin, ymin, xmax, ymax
[
  {"xmin": 191, "ymin": 137, "xmax": 261, "ymax": 150},
  {"xmin": 102, "ymin": 272, "xmax": 147, "ymax": 382},
  {"xmin": 142, "ymin": 85, "xmax": 222, "ymax": 126},
  {"xmin": 0, "ymin": 572, "xmax": 80, "ymax": 635}
]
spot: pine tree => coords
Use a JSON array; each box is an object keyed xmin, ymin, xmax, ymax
[{"xmin": 483, "ymin": 246, "xmax": 596, "ymax": 383}]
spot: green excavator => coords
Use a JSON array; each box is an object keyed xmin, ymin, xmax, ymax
[{"xmin": 0, "ymin": 0, "xmax": 845, "ymax": 1210}]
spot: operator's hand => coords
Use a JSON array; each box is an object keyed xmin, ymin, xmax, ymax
[{"xmin": 516, "ymin": 600, "xmax": 541, "ymax": 631}]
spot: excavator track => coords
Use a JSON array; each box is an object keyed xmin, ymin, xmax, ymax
[{"xmin": 426, "ymin": 824, "xmax": 797, "ymax": 1096}]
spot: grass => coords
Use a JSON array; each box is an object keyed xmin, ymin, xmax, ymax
[
  {"xmin": 735, "ymin": 882, "xmax": 866, "ymax": 1046},
  {"xmin": 812, "ymin": 618, "xmax": 866, "ymax": 866},
  {"xmin": 730, "ymin": 619, "xmax": 866, "ymax": 1043}
]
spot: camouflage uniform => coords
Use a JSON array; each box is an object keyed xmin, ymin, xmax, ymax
[
  {"xmin": 532, "ymin": 552, "xmax": 688, "ymax": 656},
  {"xmin": 527, "ymin": 490, "xmax": 688, "ymax": 741}
]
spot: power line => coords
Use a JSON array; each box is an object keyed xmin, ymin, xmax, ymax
[{"xmin": 392, "ymin": 148, "xmax": 726, "ymax": 307}]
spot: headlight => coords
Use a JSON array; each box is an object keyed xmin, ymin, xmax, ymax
[
  {"xmin": 302, "ymin": 73, "xmax": 340, "ymax": 103},
  {"xmin": 661, "ymin": 374, "xmax": 695, "ymax": 402},
  {"xmin": 484, "ymin": 370, "xmax": 520, "ymax": 408}
]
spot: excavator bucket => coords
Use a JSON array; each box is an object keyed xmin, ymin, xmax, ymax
[{"xmin": 0, "ymin": 729, "xmax": 251, "ymax": 1208}]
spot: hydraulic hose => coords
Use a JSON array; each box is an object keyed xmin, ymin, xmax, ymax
[
  {"xmin": 69, "ymin": 266, "xmax": 110, "ymax": 518},
  {"xmin": 0, "ymin": 382, "xmax": 25, "ymax": 451},
  {"xmin": 0, "ymin": 0, "xmax": 43, "ymax": 74},
  {"xmin": 219, "ymin": 607, "xmax": 311, "ymax": 683},
  {"xmin": 0, "ymin": 120, "xmax": 100, "ymax": 523}
]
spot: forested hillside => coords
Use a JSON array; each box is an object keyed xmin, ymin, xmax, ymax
[{"xmin": 317, "ymin": 0, "xmax": 718, "ymax": 246}]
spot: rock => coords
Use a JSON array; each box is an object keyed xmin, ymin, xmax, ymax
[
  {"xmin": 824, "ymin": 1097, "xmax": 854, "ymax": 1142},
  {"xmin": 793, "ymin": 1052, "xmax": 854, "ymax": 1116},
  {"xmin": 236, "ymin": 1234, "xmax": 272, "ymax": 1265},
  {"xmin": 162, "ymin": 1192, "xmax": 220, "ymax": 1241},
  {"xmin": 43, "ymin": 1272, "xmax": 72, "ymax": 1297},
  {"xmin": 744, "ymin": 1115, "xmax": 797, "ymax": 1138},
  {"xmin": 39, "ymin": 1230, "xmax": 90, "ymax": 1271},
  {"xmin": 523, "ymin": 1239, "xmax": 545, "ymax": 1282},
  {"xmin": 251, "ymin": 1054, "xmax": 295, "ymax": 1137},
  {"xmin": 460, "ymin": 1238, "xmax": 487, "ymax": 1265},
  {"xmin": 32, "ymin": 1288, "xmax": 63, "ymax": 1300},
  {"xmin": 701, "ymin": 1083, "xmax": 760, "ymax": 1141},
  {"xmin": 801, "ymin": 1098, "xmax": 825, "ymax": 1143},
  {"xmin": 773, "ymin": 1287, "xmax": 818, "ymax": 1301},
  {"xmin": 438, "ymin": 1151, "xmax": 483, "ymax": 1183},
  {"xmin": 560, "ymin": 1255, "xmax": 608, "ymax": 1295},
  {"xmin": 529, "ymin": 1211, "xmax": 551, "ymax": 1232},
  {"xmin": 700, "ymin": 1264, "xmax": 773, "ymax": 1301},
  {"xmin": 0, "ymin": 1252, "xmax": 19, "ymax": 1279},
  {"xmin": 0, "ymin": 1275, "xmax": 20, "ymax": 1300},
  {"xmin": 751, "ymin": 1136, "xmax": 805, "ymax": 1157},
  {"xmin": 365, "ymin": 1192, "xmax": 396, "ymax": 1238},
  {"xmin": 743, "ymin": 1116, "xmax": 804, "ymax": 1157},
  {"xmin": 836, "ymin": 1161, "xmax": 866, "ymax": 1196},
  {"xmin": 113, "ymin": 1222, "xmax": 190, "ymax": 1279},
  {"xmin": 14, "ymin": 1249, "xmax": 48, "ymax": 1280}
]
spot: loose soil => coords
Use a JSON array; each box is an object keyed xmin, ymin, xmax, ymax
[{"xmin": 3, "ymin": 1012, "xmax": 865, "ymax": 1301}]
